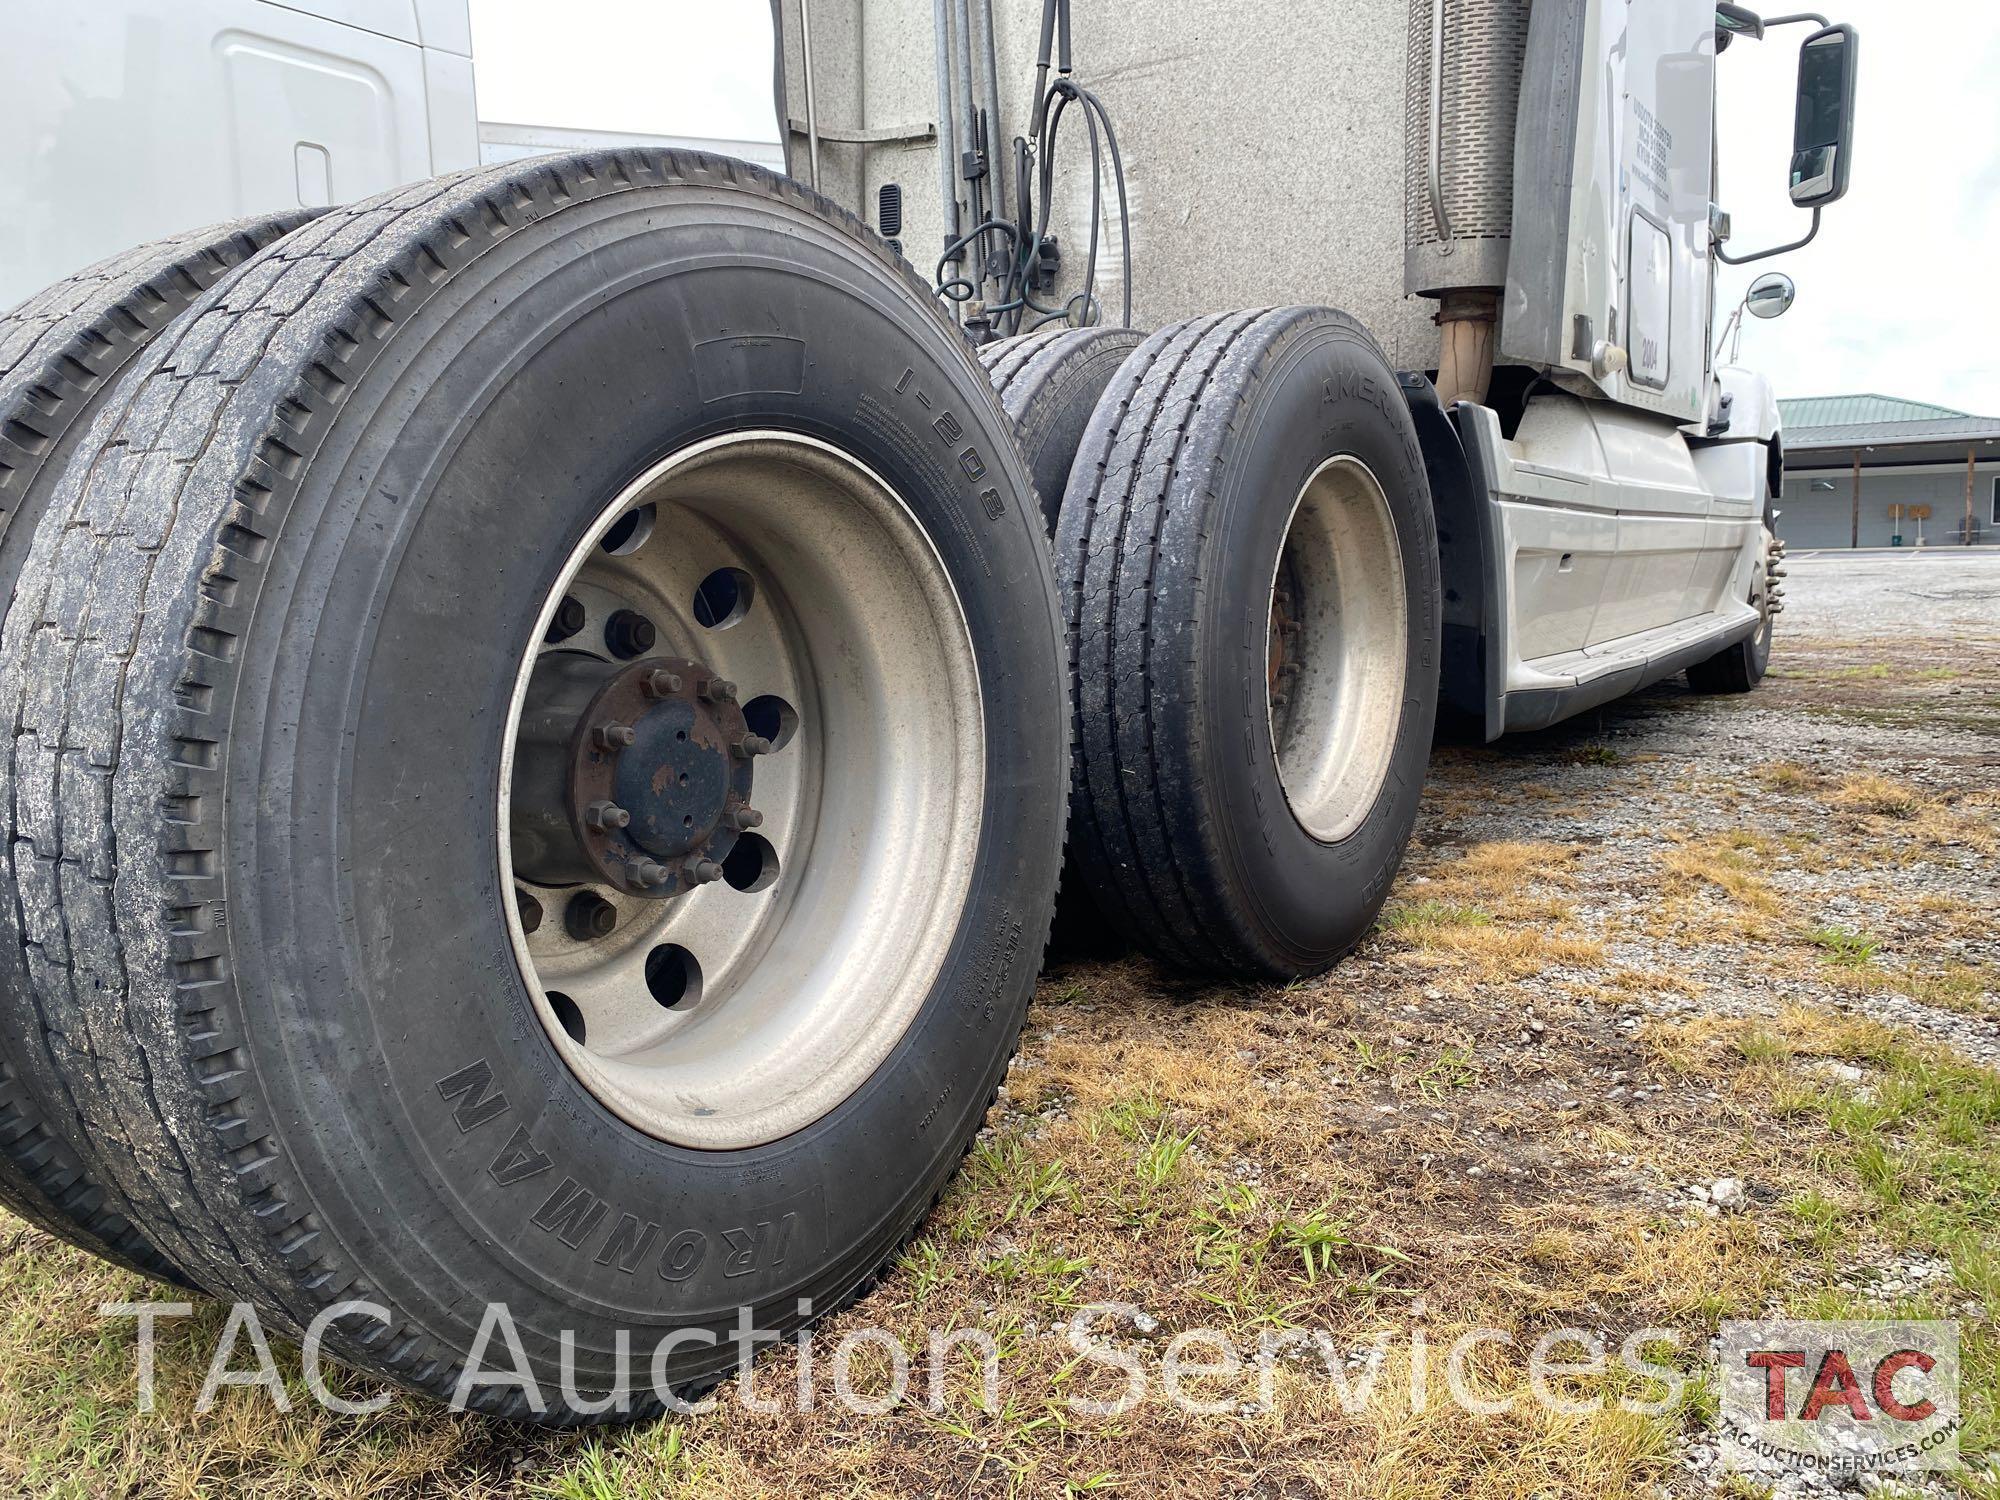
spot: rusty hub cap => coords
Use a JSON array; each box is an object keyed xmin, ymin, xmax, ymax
[{"xmin": 510, "ymin": 652, "xmax": 766, "ymax": 899}]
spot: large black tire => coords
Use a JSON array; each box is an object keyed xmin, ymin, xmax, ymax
[
  {"xmin": 978, "ymin": 326, "xmax": 1145, "ymax": 533},
  {"xmin": 1057, "ymin": 307, "xmax": 1440, "ymax": 979},
  {"xmin": 978, "ymin": 326, "xmax": 1147, "ymax": 959},
  {"xmin": 0, "ymin": 152, "xmax": 1065, "ymax": 1420},
  {"xmin": 0, "ymin": 211, "xmax": 314, "ymax": 1284}
]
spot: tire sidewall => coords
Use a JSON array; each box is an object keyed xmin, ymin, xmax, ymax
[{"xmin": 209, "ymin": 187, "xmax": 1061, "ymax": 1388}]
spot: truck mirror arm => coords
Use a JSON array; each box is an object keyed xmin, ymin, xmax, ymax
[{"xmin": 1713, "ymin": 206, "xmax": 1821, "ymax": 265}]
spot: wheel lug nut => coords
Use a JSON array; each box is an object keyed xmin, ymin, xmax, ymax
[
  {"xmin": 605, "ymin": 610, "xmax": 656, "ymax": 659},
  {"xmin": 683, "ymin": 857, "xmax": 723, "ymax": 885},
  {"xmin": 698, "ymin": 677, "xmax": 737, "ymax": 704},
  {"xmin": 583, "ymin": 800, "xmax": 630, "ymax": 832},
  {"xmin": 733, "ymin": 733, "xmax": 772, "ymax": 759},
  {"xmin": 592, "ymin": 721, "xmax": 636, "ymax": 750},
  {"xmin": 516, "ymin": 888, "xmax": 544, "ymax": 935},
  {"xmin": 565, "ymin": 891, "xmax": 618, "ymax": 941},
  {"xmin": 725, "ymin": 806, "xmax": 764, "ymax": 831},
  {"xmin": 545, "ymin": 595, "xmax": 586, "ymax": 644},
  {"xmin": 641, "ymin": 669, "xmax": 683, "ymax": 699}
]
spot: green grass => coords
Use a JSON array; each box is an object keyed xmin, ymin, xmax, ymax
[
  {"xmin": 1806, "ymin": 925, "xmax": 1882, "ymax": 967},
  {"xmin": 1778, "ymin": 1038, "xmax": 2000, "ymax": 1462},
  {"xmin": 1377, "ymin": 899, "xmax": 1493, "ymax": 933}
]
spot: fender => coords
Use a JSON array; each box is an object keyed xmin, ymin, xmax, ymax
[{"xmin": 1397, "ymin": 373, "xmax": 1505, "ymax": 741}]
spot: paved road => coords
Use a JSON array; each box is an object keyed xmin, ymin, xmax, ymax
[{"xmin": 1780, "ymin": 547, "xmax": 2000, "ymax": 639}]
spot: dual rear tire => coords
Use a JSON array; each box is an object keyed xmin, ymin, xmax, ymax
[
  {"xmin": 0, "ymin": 154, "xmax": 1065, "ymax": 1417},
  {"xmin": 0, "ymin": 210, "xmax": 315, "ymax": 1284},
  {"xmin": 987, "ymin": 310, "xmax": 1442, "ymax": 978}
]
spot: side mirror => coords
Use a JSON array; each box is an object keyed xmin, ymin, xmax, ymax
[
  {"xmin": 1790, "ymin": 25, "xmax": 1858, "ymax": 207},
  {"xmin": 1745, "ymin": 272, "xmax": 1796, "ymax": 319}
]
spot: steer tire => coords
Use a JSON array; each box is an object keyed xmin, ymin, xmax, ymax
[
  {"xmin": 978, "ymin": 326, "xmax": 1145, "ymax": 533},
  {"xmin": 0, "ymin": 151, "xmax": 1065, "ymax": 1421},
  {"xmin": 0, "ymin": 210, "xmax": 315, "ymax": 1285},
  {"xmin": 1057, "ymin": 306, "xmax": 1440, "ymax": 979},
  {"xmin": 1686, "ymin": 515, "xmax": 1776, "ymax": 695}
]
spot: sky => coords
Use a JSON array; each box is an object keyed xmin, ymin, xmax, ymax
[
  {"xmin": 467, "ymin": 0, "xmax": 2000, "ymax": 416},
  {"xmin": 466, "ymin": 1, "xmax": 778, "ymax": 144},
  {"xmin": 1712, "ymin": 0, "xmax": 2000, "ymax": 416}
]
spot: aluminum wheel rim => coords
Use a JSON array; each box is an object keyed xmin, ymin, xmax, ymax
[
  {"xmin": 498, "ymin": 433, "xmax": 984, "ymax": 1149},
  {"xmin": 1266, "ymin": 455, "xmax": 1407, "ymax": 844}
]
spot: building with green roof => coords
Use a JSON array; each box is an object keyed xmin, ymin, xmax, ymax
[{"xmin": 1776, "ymin": 394, "xmax": 2000, "ymax": 548}]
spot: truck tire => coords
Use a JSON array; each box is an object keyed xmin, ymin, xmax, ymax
[
  {"xmin": 0, "ymin": 210, "xmax": 314, "ymax": 1284},
  {"xmin": 978, "ymin": 326, "xmax": 1145, "ymax": 533},
  {"xmin": 1057, "ymin": 306, "xmax": 1440, "ymax": 979},
  {"xmin": 1686, "ymin": 519, "xmax": 1777, "ymax": 694},
  {"xmin": 0, "ymin": 151, "xmax": 1064, "ymax": 1419}
]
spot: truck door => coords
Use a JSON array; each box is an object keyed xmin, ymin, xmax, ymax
[{"xmin": 0, "ymin": 0, "xmax": 476, "ymax": 311}]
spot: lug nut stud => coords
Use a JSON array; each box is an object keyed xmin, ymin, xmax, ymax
[
  {"xmin": 733, "ymin": 733, "xmax": 772, "ymax": 758},
  {"xmin": 641, "ymin": 669, "xmax": 683, "ymax": 698},
  {"xmin": 583, "ymin": 800, "xmax": 630, "ymax": 831},
  {"xmin": 564, "ymin": 891, "xmax": 618, "ymax": 941},
  {"xmin": 725, "ymin": 806, "xmax": 764, "ymax": 830},
  {"xmin": 593, "ymin": 721, "xmax": 637, "ymax": 750},
  {"xmin": 545, "ymin": 595, "xmax": 586, "ymax": 644},
  {"xmin": 604, "ymin": 610, "xmax": 657, "ymax": 659},
  {"xmin": 683, "ymin": 857, "xmax": 724, "ymax": 885},
  {"xmin": 629, "ymin": 858, "xmax": 670, "ymax": 888},
  {"xmin": 698, "ymin": 677, "xmax": 737, "ymax": 704}
]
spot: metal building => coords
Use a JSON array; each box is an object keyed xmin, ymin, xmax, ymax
[{"xmin": 1777, "ymin": 395, "xmax": 2000, "ymax": 550}]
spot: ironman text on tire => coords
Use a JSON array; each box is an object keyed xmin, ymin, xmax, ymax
[
  {"xmin": 0, "ymin": 151, "xmax": 1065, "ymax": 1419},
  {"xmin": 1057, "ymin": 307, "xmax": 1440, "ymax": 980}
]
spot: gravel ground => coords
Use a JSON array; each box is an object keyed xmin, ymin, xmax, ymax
[
  {"xmin": 1778, "ymin": 547, "xmax": 2000, "ymax": 640},
  {"xmin": 1386, "ymin": 551, "xmax": 2000, "ymax": 1497}
]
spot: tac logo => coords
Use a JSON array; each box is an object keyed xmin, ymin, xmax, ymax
[{"xmin": 1719, "ymin": 1320, "xmax": 1961, "ymax": 1475}]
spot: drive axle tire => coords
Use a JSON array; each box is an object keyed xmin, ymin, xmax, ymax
[
  {"xmin": 0, "ymin": 151, "xmax": 1065, "ymax": 1421},
  {"xmin": 1057, "ymin": 307, "xmax": 1440, "ymax": 979},
  {"xmin": 0, "ymin": 210, "xmax": 314, "ymax": 1284},
  {"xmin": 979, "ymin": 326, "xmax": 1145, "ymax": 532}
]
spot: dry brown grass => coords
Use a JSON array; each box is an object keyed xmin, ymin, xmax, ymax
[
  {"xmin": 1379, "ymin": 842, "xmax": 1605, "ymax": 978},
  {"xmin": 1813, "ymin": 773, "xmax": 1999, "ymax": 862}
]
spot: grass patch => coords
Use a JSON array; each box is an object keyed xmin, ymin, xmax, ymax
[
  {"xmin": 1754, "ymin": 759, "xmax": 1819, "ymax": 790},
  {"xmin": 1380, "ymin": 899, "xmax": 1493, "ymax": 934},
  {"xmin": 1831, "ymin": 772, "xmax": 1926, "ymax": 819},
  {"xmin": 1645, "ymin": 1009, "xmax": 2000, "ymax": 1463},
  {"xmin": 1806, "ymin": 925, "xmax": 1881, "ymax": 967}
]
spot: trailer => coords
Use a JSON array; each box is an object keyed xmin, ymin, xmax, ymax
[{"xmin": 0, "ymin": 0, "xmax": 1851, "ymax": 1420}]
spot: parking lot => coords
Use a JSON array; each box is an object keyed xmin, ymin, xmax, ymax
[{"xmin": 0, "ymin": 551, "xmax": 1993, "ymax": 1498}]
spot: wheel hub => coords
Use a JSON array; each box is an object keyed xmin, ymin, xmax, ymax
[
  {"xmin": 498, "ymin": 431, "xmax": 985, "ymax": 1149},
  {"xmin": 510, "ymin": 652, "xmax": 763, "ymax": 898}
]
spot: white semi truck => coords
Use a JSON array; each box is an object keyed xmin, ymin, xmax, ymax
[{"xmin": 0, "ymin": 0, "xmax": 1850, "ymax": 1420}]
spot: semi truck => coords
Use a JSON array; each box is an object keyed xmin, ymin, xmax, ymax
[{"xmin": 0, "ymin": 0, "xmax": 1852, "ymax": 1420}]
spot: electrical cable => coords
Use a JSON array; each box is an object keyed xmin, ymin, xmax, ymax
[{"xmin": 934, "ymin": 0, "xmax": 1132, "ymax": 338}]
